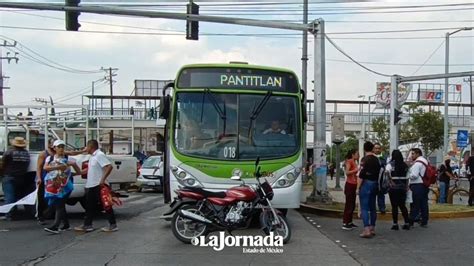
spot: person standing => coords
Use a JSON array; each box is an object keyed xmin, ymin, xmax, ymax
[
  {"xmin": 36, "ymin": 139, "xmax": 86, "ymax": 224},
  {"xmin": 1, "ymin": 137, "xmax": 30, "ymax": 220},
  {"xmin": 408, "ymin": 148, "xmax": 429, "ymax": 228},
  {"xmin": 329, "ymin": 163, "xmax": 335, "ymax": 181},
  {"xmin": 74, "ymin": 140, "xmax": 117, "ymax": 232},
  {"xmin": 35, "ymin": 139, "xmax": 55, "ymax": 225},
  {"xmin": 386, "ymin": 150, "xmax": 410, "ymax": 230},
  {"xmin": 373, "ymin": 143, "xmax": 387, "ymax": 214},
  {"xmin": 466, "ymin": 151, "xmax": 474, "ymax": 206},
  {"xmin": 357, "ymin": 141, "xmax": 380, "ymax": 238},
  {"xmin": 342, "ymin": 149, "xmax": 359, "ymax": 230},
  {"xmin": 43, "ymin": 140, "xmax": 81, "ymax": 234},
  {"xmin": 438, "ymin": 157, "xmax": 455, "ymax": 204}
]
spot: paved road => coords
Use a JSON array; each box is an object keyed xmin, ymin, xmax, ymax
[
  {"xmin": 1, "ymin": 192, "xmax": 359, "ymax": 266},
  {"xmin": 0, "ymin": 191, "xmax": 164, "ymax": 265},
  {"xmin": 303, "ymin": 213, "xmax": 474, "ymax": 266}
]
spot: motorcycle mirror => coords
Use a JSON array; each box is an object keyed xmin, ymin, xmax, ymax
[{"xmin": 255, "ymin": 166, "xmax": 261, "ymax": 178}]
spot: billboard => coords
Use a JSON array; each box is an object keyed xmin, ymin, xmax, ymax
[
  {"xmin": 375, "ymin": 82, "xmax": 412, "ymax": 109},
  {"xmin": 418, "ymin": 90, "xmax": 444, "ymax": 102},
  {"xmin": 134, "ymin": 80, "xmax": 173, "ymax": 97}
]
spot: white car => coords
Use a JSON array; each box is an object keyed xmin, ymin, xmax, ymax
[{"xmin": 137, "ymin": 155, "xmax": 164, "ymax": 192}]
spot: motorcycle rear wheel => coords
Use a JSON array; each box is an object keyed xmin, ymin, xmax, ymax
[{"xmin": 171, "ymin": 205, "xmax": 208, "ymax": 244}]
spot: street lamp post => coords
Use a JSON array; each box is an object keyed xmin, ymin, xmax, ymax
[
  {"xmin": 358, "ymin": 95, "xmax": 366, "ymax": 159},
  {"xmin": 444, "ymin": 27, "xmax": 473, "ymax": 155},
  {"xmin": 367, "ymin": 95, "xmax": 375, "ymax": 140}
]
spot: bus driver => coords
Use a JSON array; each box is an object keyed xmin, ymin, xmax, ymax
[{"xmin": 263, "ymin": 120, "xmax": 286, "ymax": 135}]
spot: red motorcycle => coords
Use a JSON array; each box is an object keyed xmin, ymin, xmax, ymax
[{"xmin": 170, "ymin": 158, "xmax": 291, "ymax": 244}]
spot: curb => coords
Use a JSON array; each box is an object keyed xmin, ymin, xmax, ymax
[{"xmin": 298, "ymin": 203, "xmax": 474, "ymax": 220}]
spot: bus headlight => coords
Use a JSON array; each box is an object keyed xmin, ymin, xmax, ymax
[
  {"xmin": 273, "ymin": 170, "xmax": 298, "ymax": 188},
  {"xmin": 171, "ymin": 165, "xmax": 203, "ymax": 188}
]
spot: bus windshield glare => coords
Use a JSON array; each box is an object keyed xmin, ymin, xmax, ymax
[{"xmin": 173, "ymin": 92, "xmax": 300, "ymax": 160}]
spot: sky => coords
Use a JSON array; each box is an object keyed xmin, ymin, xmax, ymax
[{"xmin": 0, "ymin": 0, "xmax": 473, "ymax": 116}]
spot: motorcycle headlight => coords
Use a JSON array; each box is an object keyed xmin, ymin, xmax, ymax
[
  {"xmin": 273, "ymin": 169, "xmax": 298, "ymax": 188},
  {"xmin": 171, "ymin": 165, "xmax": 203, "ymax": 188}
]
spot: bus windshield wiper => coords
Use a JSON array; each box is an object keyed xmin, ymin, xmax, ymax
[
  {"xmin": 204, "ymin": 89, "xmax": 226, "ymax": 120},
  {"xmin": 247, "ymin": 91, "xmax": 272, "ymax": 136},
  {"xmin": 204, "ymin": 89, "xmax": 227, "ymax": 133}
]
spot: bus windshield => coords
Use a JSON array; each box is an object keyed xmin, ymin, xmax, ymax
[{"xmin": 173, "ymin": 92, "xmax": 300, "ymax": 160}]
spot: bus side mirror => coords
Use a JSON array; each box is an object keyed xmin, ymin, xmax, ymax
[
  {"xmin": 159, "ymin": 95, "xmax": 170, "ymax": 119},
  {"xmin": 300, "ymin": 89, "xmax": 307, "ymax": 123},
  {"xmin": 302, "ymin": 102, "xmax": 307, "ymax": 123},
  {"xmin": 159, "ymin": 82, "xmax": 174, "ymax": 120}
]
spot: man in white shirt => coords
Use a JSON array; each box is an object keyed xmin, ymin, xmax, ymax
[
  {"xmin": 408, "ymin": 148, "xmax": 429, "ymax": 228},
  {"xmin": 74, "ymin": 140, "xmax": 117, "ymax": 232},
  {"xmin": 263, "ymin": 120, "xmax": 286, "ymax": 135}
]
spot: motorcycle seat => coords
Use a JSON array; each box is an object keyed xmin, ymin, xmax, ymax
[{"xmin": 182, "ymin": 187, "xmax": 227, "ymax": 198}]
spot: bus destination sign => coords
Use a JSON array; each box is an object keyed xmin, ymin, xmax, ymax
[{"xmin": 177, "ymin": 67, "xmax": 298, "ymax": 92}]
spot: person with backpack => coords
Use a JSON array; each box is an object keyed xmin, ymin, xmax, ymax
[
  {"xmin": 438, "ymin": 156, "xmax": 455, "ymax": 204},
  {"xmin": 357, "ymin": 141, "xmax": 380, "ymax": 238},
  {"xmin": 408, "ymin": 148, "xmax": 430, "ymax": 228},
  {"xmin": 386, "ymin": 150, "xmax": 410, "ymax": 230},
  {"xmin": 342, "ymin": 149, "xmax": 359, "ymax": 230},
  {"xmin": 43, "ymin": 140, "xmax": 81, "ymax": 234}
]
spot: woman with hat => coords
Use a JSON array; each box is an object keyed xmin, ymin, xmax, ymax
[
  {"xmin": 42, "ymin": 140, "xmax": 81, "ymax": 234},
  {"xmin": 1, "ymin": 137, "xmax": 30, "ymax": 220}
]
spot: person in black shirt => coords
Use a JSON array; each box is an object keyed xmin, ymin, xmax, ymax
[
  {"xmin": 1, "ymin": 137, "xmax": 31, "ymax": 220},
  {"xmin": 386, "ymin": 149, "xmax": 410, "ymax": 230},
  {"xmin": 357, "ymin": 141, "xmax": 380, "ymax": 238},
  {"xmin": 438, "ymin": 157, "xmax": 455, "ymax": 204}
]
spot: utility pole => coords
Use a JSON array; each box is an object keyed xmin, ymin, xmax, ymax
[
  {"xmin": 309, "ymin": 19, "xmax": 329, "ymax": 202},
  {"xmin": 301, "ymin": 0, "xmax": 308, "ymax": 180},
  {"xmin": 464, "ymin": 76, "xmax": 473, "ymax": 116},
  {"xmin": 0, "ymin": 40, "xmax": 19, "ymax": 115},
  {"xmin": 103, "ymin": 67, "xmax": 118, "ymax": 154}
]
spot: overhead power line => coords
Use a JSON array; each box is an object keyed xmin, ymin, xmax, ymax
[
  {"xmin": 325, "ymin": 35, "xmax": 391, "ymax": 77},
  {"xmin": 2, "ymin": 24, "xmax": 474, "ymax": 38},
  {"xmin": 411, "ymin": 40, "xmax": 446, "ymax": 75},
  {"xmin": 0, "ymin": 35, "xmax": 103, "ymax": 74}
]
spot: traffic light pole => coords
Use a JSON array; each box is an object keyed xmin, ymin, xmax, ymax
[
  {"xmin": 389, "ymin": 75, "xmax": 399, "ymax": 153},
  {"xmin": 388, "ymin": 71, "xmax": 474, "ymax": 153}
]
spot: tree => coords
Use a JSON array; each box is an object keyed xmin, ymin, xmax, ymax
[
  {"xmin": 404, "ymin": 105, "xmax": 444, "ymax": 156},
  {"xmin": 371, "ymin": 117, "xmax": 389, "ymax": 153},
  {"xmin": 370, "ymin": 104, "xmax": 445, "ymax": 156}
]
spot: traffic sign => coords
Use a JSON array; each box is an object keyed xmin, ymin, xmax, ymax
[{"xmin": 456, "ymin": 130, "xmax": 469, "ymax": 148}]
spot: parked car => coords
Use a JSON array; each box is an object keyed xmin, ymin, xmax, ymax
[{"xmin": 137, "ymin": 155, "xmax": 163, "ymax": 192}]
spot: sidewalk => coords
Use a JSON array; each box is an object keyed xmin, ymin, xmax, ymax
[{"xmin": 301, "ymin": 176, "xmax": 474, "ymax": 219}]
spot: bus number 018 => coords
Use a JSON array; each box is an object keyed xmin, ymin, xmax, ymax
[{"xmin": 223, "ymin": 146, "xmax": 236, "ymax": 158}]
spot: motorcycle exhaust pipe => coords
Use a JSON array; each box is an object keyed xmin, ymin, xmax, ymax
[{"xmin": 178, "ymin": 209, "xmax": 213, "ymax": 225}]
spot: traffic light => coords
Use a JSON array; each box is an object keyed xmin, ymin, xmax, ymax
[
  {"xmin": 65, "ymin": 0, "xmax": 81, "ymax": 31},
  {"xmin": 394, "ymin": 108, "xmax": 402, "ymax": 125},
  {"xmin": 186, "ymin": 2, "xmax": 199, "ymax": 40}
]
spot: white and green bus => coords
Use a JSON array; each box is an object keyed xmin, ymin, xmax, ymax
[{"xmin": 160, "ymin": 63, "xmax": 305, "ymax": 209}]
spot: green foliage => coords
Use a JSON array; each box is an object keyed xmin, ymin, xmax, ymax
[
  {"xmin": 370, "ymin": 104, "xmax": 445, "ymax": 156},
  {"xmin": 327, "ymin": 135, "xmax": 359, "ymax": 163},
  {"xmin": 405, "ymin": 107, "xmax": 444, "ymax": 156},
  {"xmin": 371, "ymin": 117, "xmax": 389, "ymax": 152}
]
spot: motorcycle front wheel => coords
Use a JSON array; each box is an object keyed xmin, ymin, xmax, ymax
[
  {"xmin": 260, "ymin": 210, "xmax": 291, "ymax": 244},
  {"xmin": 171, "ymin": 205, "xmax": 208, "ymax": 244}
]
